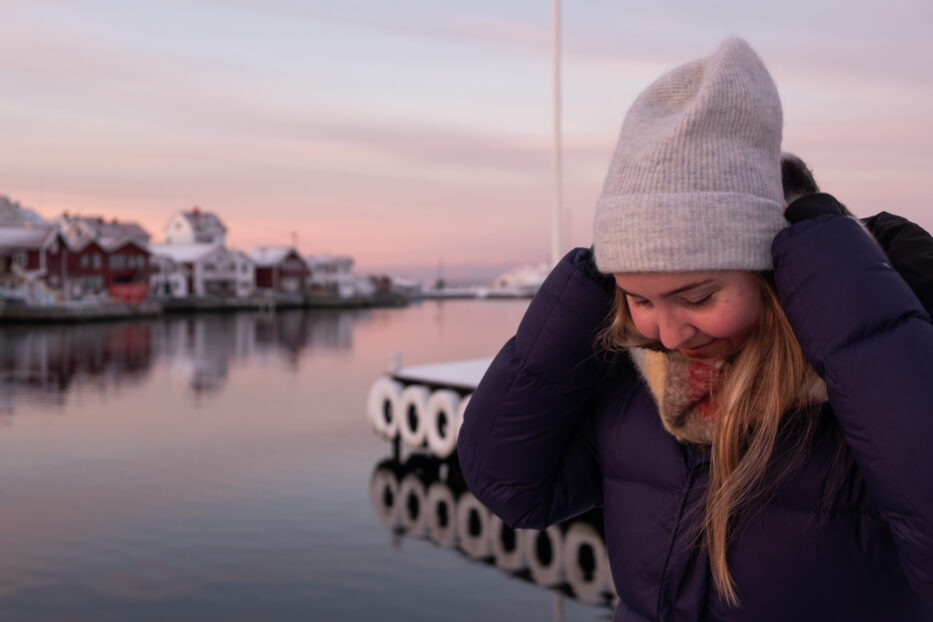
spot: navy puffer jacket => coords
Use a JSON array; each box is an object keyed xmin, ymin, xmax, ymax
[{"xmin": 457, "ymin": 213, "xmax": 933, "ymax": 621}]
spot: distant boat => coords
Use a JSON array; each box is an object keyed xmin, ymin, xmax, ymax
[{"xmin": 489, "ymin": 263, "xmax": 549, "ymax": 297}]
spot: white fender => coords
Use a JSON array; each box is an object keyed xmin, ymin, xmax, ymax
[
  {"xmin": 366, "ymin": 377, "xmax": 403, "ymax": 439},
  {"xmin": 524, "ymin": 525, "xmax": 565, "ymax": 587},
  {"xmin": 562, "ymin": 522, "xmax": 612, "ymax": 604},
  {"xmin": 456, "ymin": 492, "xmax": 491, "ymax": 559},
  {"xmin": 425, "ymin": 481, "xmax": 457, "ymax": 548},
  {"xmin": 424, "ymin": 390, "xmax": 461, "ymax": 458},
  {"xmin": 398, "ymin": 385, "xmax": 431, "ymax": 448},
  {"xmin": 368, "ymin": 466, "xmax": 400, "ymax": 529},
  {"xmin": 489, "ymin": 514, "xmax": 526, "ymax": 572},
  {"xmin": 397, "ymin": 473, "xmax": 428, "ymax": 537}
]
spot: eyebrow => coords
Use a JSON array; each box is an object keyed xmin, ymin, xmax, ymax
[{"xmin": 619, "ymin": 278, "xmax": 715, "ymax": 299}]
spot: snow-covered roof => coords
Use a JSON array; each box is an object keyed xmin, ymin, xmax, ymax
[
  {"xmin": 0, "ymin": 196, "xmax": 48, "ymax": 227},
  {"xmin": 150, "ymin": 244, "xmax": 255, "ymax": 267},
  {"xmin": 249, "ymin": 246, "xmax": 296, "ymax": 267},
  {"xmin": 0, "ymin": 225, "xmax": 55, "ymax": 251},
  {"xmin": 392, "ymin": 357, "xmax": 493, "ymax": 391},
  {"xmin": 305, "ymin": 254, "xmax": 353, "ymax": 267},
  {"xmin": 229, "ymin": 249, "xmax": 253, "ymax": 263},
  {"xmin": 149, "ymin": 243, "xmax": 220, "ymax": 263},
  {"xmin": 181, "ymin": 208, "xmax": 226, "ymax": 236},
  {"xmin": 56, "ymin": 215, "xmax": 151, "ymax": 252}
]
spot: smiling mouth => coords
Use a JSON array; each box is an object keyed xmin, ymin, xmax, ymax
[{"xmin": 680, "ymin": 340, "xmax": 717, "ymax": 357}]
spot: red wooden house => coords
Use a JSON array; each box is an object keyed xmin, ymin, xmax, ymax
[
  {"xmin": 249, "ymin": 247, "xmax": 310, "ymax": 293},
  {"xmin": 0, "ymin": 216, "xmax": 152, "ymax": 300}
]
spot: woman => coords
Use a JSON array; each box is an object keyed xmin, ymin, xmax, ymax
[{"xmin": 456, "ymin": 38, "xmax": 933, "ymax": 620}]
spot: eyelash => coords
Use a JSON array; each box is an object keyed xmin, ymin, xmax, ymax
[
  {"xmin": 683, "ymin": 293, "xmax": 714, "ymax": 308},
  {"xmin": 626, "ymin": 293, "xmax": 715, "ymax": 309}
]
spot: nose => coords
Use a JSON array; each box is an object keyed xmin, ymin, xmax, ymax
[{"xmin": 656, "ymin": 310, "xmax": 696, "ymax": 351}]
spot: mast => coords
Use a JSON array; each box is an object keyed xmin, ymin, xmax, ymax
[{"xmin": 551, "ymin": 0, "xmax": 564, "ymax": 267}]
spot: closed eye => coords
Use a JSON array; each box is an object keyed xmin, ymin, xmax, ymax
[
  {"xmin": 682, "ymin": 293, "xmax": 714, "ymax": 308},
  {"xmin": 626, "ymin": 295, "xmax": 652, "ymax": 309}
]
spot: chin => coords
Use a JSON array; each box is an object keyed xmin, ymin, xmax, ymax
[{"xmin": 680, "ymin": 340, "xmax": 732, "ymax": 363}]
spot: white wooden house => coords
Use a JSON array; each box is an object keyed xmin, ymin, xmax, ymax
[{"xmin": 163, "ymin": 207, "xmax": 227, "ymax": 246}]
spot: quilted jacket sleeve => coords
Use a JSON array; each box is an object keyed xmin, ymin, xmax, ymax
[
  {"xmin": 773, "ymin": 213, "xmax": 933, "ymax": 600},
  {"xmin": 456, "ymin": 247, "xmax": 627, "ymax": 529}
]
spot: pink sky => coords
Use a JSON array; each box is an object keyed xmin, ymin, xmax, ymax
[{"xmin": 1, "ymin": 1, "xmax": 931, "ymax": 273}]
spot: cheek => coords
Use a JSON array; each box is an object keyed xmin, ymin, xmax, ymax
[
  {"xmin": 628, "ymin": 307, "xmax": 657, "ymax": 338},
  {"xmin": 708, "ymin": 294, "xmax": 760, "ymax": 340}
]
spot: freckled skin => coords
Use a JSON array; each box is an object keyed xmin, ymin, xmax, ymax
[{"xmin": 613, "ymin": 271, "xmax": 761, "ymax": 363}]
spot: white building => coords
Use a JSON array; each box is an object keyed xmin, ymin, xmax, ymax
[
  {"xmin": 492, "ymin": 263, "xmax": 549, "ymax": 296},
  {"xmin": 149, "ymin": 254, "xmax": 191, "ymax": 298},
  {"xmin": 306, "ymin": 255, "xmax": 358, "ymax": 298},
  {"xmin": 163, "ymin": 207, "xmax": 227, "ymax": 246},
  {"xmin": 149, "ymin": 243, "xmax": 254, "ymax": 298}
]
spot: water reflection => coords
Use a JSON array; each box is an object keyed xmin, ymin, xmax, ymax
[
  {"xmin": 0, "ymin": 323, "xmax": 153, "ymax": 413},
  {"xmin": 368, "ymin": 454, "xmax": 618, "ymax": 612},
  {"xmin": 0, "ymin": 310, "xmax": 363, "ymax": 412},
  {"xmin": 0, "ymin": 299, "xmax": 559, "ymax": 621}
]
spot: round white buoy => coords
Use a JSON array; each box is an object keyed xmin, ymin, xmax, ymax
[
  {"xmin": 489, "ymin": 514, "xmax": 526, "ymax": 572},
  {"xmin": 562, "ymin": 522, "xmax": 611, "ymax": 604},
  {"xmin": 366, "ymin": 377, "xmax": 403, "ymax": 439},
  {"xmin": 425, "ymin": 481, "xmax": 457, "ymax": 548},
  {"xmin": 524, "ymin": 525, "xmax": 565, "ymax": 586},
  {"xmin": 456, "ymin": 492, "xmax": 491, "ymax": 559},
  {"xmin": 398, "ymin": 385, "xmax": 431, "ymax": 448},
  {"xmin": 424, "ymin": 390, "xmax": 461, "ymax": 458},
  {"xmin": 397, "ymin": 473, "xmax": 428, "ymax": 537},
  {"xmin": 368, "ymin": 466, "xmax": 400, "ymax": 529}
]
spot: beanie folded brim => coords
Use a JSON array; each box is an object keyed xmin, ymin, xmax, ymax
[{"xmin": 593, "ymin": 192, "xmax": 787, "ymax": 273}]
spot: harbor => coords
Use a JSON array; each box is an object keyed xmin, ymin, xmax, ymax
[
  {"xmin": 0, "ymin": 297, "xmax": 615, "ymax": 621},
  {"xmin": 2, "ymin": 1, "xmax": 931, "ymax": 620},
  {"xmin": 0, "ymin": 197, "xmax": 543, "ymax": 324}
]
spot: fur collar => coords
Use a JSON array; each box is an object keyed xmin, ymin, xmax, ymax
[{"xmin": 628, "ymin": 348, "xmax": 827, "ymax": 446}]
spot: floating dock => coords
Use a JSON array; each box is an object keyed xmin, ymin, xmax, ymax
[
  {"xmin": 367, "ymin": 357, "xmax": 494, "ymax": 459},
  {"xmin": 391, "ymin": 357, "xmax": 492, "ymax": 392}
]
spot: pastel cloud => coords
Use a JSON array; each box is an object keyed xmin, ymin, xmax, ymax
[{"xmin": 1, "ymin": 0, "xmax": 931, "ymax": 273}]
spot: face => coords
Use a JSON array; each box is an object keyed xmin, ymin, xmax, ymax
[{"xmin": 613, "ymin": 271, "xmax": 762, "ymax": 363}]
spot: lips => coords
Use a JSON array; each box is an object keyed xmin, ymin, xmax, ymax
[{"xmin": 679, "ymin": 340, "xmax": 718, "ymax": 359}]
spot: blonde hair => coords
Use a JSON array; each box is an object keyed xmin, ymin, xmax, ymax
[{"xmin": 599, "ymin": 273, "xmax": 824, "ymax": 606}]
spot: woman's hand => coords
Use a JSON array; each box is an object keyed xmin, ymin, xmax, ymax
[{"xmin": 783, "ymin": 193, "xmax": 855, "ymax": 223}]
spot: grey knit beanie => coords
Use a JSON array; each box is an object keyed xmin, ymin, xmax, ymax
[{"xmin": 593, "ymin": 37, "xmax": 787, "ymax": 274}]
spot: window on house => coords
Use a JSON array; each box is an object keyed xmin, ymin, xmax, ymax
[
  {"xmin": 80, "ymin": 255, "xmax": 90, "ymax": 269},
  {"xmin": 92, "ymin": 254, "xmax": 102, "ymax": 269}
]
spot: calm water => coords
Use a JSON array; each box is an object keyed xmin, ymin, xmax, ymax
[{"xmin": 0, "ymin": 301, "xmax": 613, "ymax": 622}]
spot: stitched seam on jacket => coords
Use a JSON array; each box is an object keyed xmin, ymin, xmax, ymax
[{"xmin": 602, "ymin": 472, "xmax": 682, "ymax": 493}]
